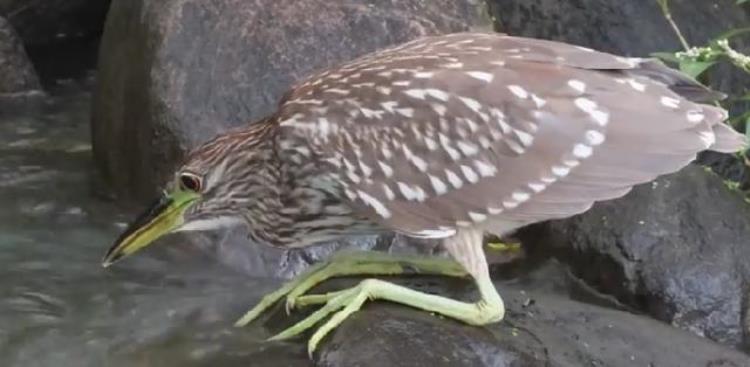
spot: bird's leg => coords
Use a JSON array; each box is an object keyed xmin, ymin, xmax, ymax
[
  {"xmin": 266, "ymin": 229, "xmax": 505, "ymax": 356},
  {"xmin": 234, "ymin": 250, "xmax": 467, "ymax": 326}
]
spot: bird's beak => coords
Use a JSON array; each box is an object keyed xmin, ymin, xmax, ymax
[{"xmin": 101, "ymin": 189, "xmax": 199, "ymax": 267}]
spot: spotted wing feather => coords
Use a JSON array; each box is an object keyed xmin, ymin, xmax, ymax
[{"xmin": 275, "ymin": 32, "xmax": 746, "ymax": 237}]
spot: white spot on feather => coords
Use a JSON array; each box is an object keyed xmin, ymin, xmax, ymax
[
  {"xmin": 552, "ymin": 165, "xmax": 571, "ymax": 177},
  {"xmin": 357, "ymin": 190, "xmax": 391, "ymax": 218},
  {"xmin": 473, "ymin": 160, "xmax": 497, "ymax": 177},
  {"xmin": 488, "ymin": 206, "xmax": 503, "ymax": 215},
  {"xmin": 376, "ymin": 86, "xmax": 392, "ymax": 95},
  {"xmin": 378, "ymin": 161, "xmax": 393, "ymax": 177},
  {"xmin": 382, "ymin": 184, "xmax": 395, "ymax": 200},
  {"xmin": 466, "ymin": 71, "xmax": 494, "ymax": 83},
  {"xmin": 626, "ymin": 78, "xmax": 646, "ymax": 92},
  {"xmin": 573, "ymin": 144, "xmax": 593, "ymax": 158},
  {"xmin": 445, "ymin": 169, "xmax": 463, "ymax": 188},
  {"xmin": 442, "ymin": 62, "xmax": 464, "ymax": 69},
  {"xmin": 512, "ymin": 191, "xmax": 530, "ymax": 202},
  {"xmin": 687, "ymin": 110, "xmax": 705, "ymax": 123},
  {"xmin": 660, "ymin": 96, "xmax": 681, "ymax": 109},
  {"xmin": 574, "ymin": 98, "xmax": 609, "ymax": 126},
  {"xmin": 531, "ymin": 94, "xmax": 547, "ymax": 108},
  {"xmin": 460, "ymin": 165, "xmax": 479, "ymax": 183},
  {"xmin": 457, "ymin": 141, "xmax": 479, "ymax": 156},
  {"xmin": 431, "ymin": 103, "xmax": 447, "ymax": 116},
  {"xmin": 508, "ymin": 85, "xmax": 529, "ymax": 99},
  {"xmin": 404, "ymin": 89, "xmax": 427, "ymax": 100},
  {"xmin": 585, "ymin": 130, "xmax": 606, "ymax": 146},
  {"xmin": 396, "ymin": 108, "xmax": 414, "ymax": 117},
  {"xmin": 567, "ymin": 79, "xmax": 586, "ymax": 93},
  {"xmin": 514, "ymin": 129, "xmax": 535, "ymax": 147},
  {"xmin": 397, "ymin": 182, "xmax": 427, "ymax": 202},
  {"xmin": 459, "ymin": 96, "xmax": 483, "ymax": 113},
  {"xmin": 468, "ymin": 212, "xmax": 487, "ymax": 222},
  {"xmin": 429, "ymin": 175, "xmax": 448, "ymax": 195},
  {"xmin": 528, "ymin": 182, "xmax": 546, "ymax": 192},
  {"xmin": 426, "ymin": 89, "xmax": 450, "ymax": 102}
]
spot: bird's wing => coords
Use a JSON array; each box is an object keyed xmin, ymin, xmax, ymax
[{"xmin": 275, "ymin": 32, "xmax": 743, "ymax": 237}]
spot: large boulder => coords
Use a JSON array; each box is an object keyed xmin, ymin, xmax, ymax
[
  {"xmin": 487, "ymin": 0, "xmax": 750, "ymax": 349},
  {"xmin": 486, "ymin": 0, "xmax": 750, "ymax": 183},
  {"xmin": 91, "ymin": 0, "xmax": 492, "ymax": 201},
  {"xmin": 0, "ymin": 16, "xmax": 40, "ymax": 96},
  {"xmin": 315, "ymin": 278, "xmax": 750, "ymax": 366},
  {"xmin": 0, "ymin": 0, "xmax": 111, "ymax": 47},
  {"xmin": 519, "ymin": 165, "xmax": 750, "ymax": 349},
  {"xmin": 91, "ymin": 0, "xmax": 491, "ymax": 277}
]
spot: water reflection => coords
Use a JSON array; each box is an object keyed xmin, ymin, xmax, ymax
[{"xmin": 0, "ymin": 76, "xmax": 296, "ymax": 366}]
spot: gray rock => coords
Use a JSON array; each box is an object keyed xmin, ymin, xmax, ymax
[
  {"xmin": 486, "ymin": 0, "xmax": 750, "ymax": 184},
  {"xmin": 0, "ymin": 0, "xmax": 111, "ymax": 47},
  {"xmin": 306, "ymin": 266, "xmax": 750, "ymax": 367},
  {"xmin": 91, "ymin": 0, "xmax": 492, "ymax": 202},
  {"xmin": 90, "ymin": 0, "xmax": 491, "ymax": 277},
  {"xmin": 518, "ymin": 165, "xmax": 750, "ymax": 349},
  {"xmin": 0, "ymin": 16, "xmax": 40, "ymax": 96}
]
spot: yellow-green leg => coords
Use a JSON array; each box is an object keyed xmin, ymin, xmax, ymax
[
  {"xmin": 267, "ymin": 272, "xmax": 504, "ymax": 356},
  {"xmin": 236, "ymin": 229, "xmax": 506, "ymax": 357},
  {"xmin": 234, "ymin": 250, "xmax": 468, "ymax": 326}
]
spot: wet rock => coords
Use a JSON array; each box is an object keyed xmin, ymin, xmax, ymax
[
  {"xmin": 485, "ymin": 0, "xmax": 750, "ymax": 184},
  {"xmin": 91, "ymin": 0, "xmax": 492, "ymax": 201},
  {"xmin": 0, "ymin": 0, "xmax": 111, "ymax": 47},
  {"xmin": 518, "ymin": 165, "xmax": 750, "ymax": 349},
  {"xmin": 309, "ymin": 272, "xmax": 749, "ymax": 367},
  {"xmin": 0, "ymin": 16, "xmax": 40, "ymax": 96}
]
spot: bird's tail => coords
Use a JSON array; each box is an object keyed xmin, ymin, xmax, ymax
[{"xmin": 702, "ymin": 105, "xmax": 748, "ymax": 153}]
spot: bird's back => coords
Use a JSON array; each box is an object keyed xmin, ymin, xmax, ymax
[{"xmin": 270, "ymin": 32, "xmax": 746, "ymax": 240}]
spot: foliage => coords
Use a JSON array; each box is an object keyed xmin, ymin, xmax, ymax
[{"xmin": 653, "ymin": 0, "xmax": 750, "ymax": 152}]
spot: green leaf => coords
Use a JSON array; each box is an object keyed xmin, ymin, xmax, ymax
[
  {"xmin": 678, "ymin": 60, "xmax": 717, "ymax": 78},
  {"xmin": 650, "ymin": 51, "xmax": 681, "ymax": 63},
  {"xmin": 738, "ymin": 0, "xmax": 749, "ymax": 5}
]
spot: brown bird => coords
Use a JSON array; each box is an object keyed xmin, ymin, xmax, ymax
[{"xmin": 101, "ymin": 32, "xmax": 747, "ymax": 355}]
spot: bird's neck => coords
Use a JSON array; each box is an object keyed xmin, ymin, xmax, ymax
[{"xmin": 252, "ymin": 131, "xmax": 382, "ymax": 248}]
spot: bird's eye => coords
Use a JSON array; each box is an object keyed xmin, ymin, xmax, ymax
[{"xmin": 179, "ymin": 173, "xmax": 203, "ymax": 193}]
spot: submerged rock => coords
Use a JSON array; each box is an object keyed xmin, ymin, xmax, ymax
[
  {"xmin": 520, "ymin": 165, "xmax": 750, "ymax": 350},
  {"xmin": 0, "ymin": 16, "xmax": 40, "ymax": 96}
]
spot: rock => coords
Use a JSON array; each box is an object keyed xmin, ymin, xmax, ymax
[
  {"xmin": 0, "ymin": 0, "xmax": 111, "ymax": 47},
  {"xmin": 91, "ymin": 0, "xmax": 492, "ymax": 201},
  {"xmin": 307, "ymin": 266, "xmax": 750, "ymax": 367},
  {"xmin": 485, "ymin": 0, "xmax": 750, "ymax": 184},
  {"xmin": 0, "ymin": 16, "xmax": 40, "ymax": 96},
  {"xmin": 518, "ymin": 165, "xmax": 750, "ymax": 349},
  {"xmin": 90, "ymin": 0, "xmax": 490, "ymax": 277}
]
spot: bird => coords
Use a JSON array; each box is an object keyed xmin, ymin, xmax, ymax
[{"xmin": 101, "ymin": 31, "xmax": 747, "ymax": 356}]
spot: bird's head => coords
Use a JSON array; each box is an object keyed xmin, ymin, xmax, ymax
[{"xmin": 101, "ymin": 124, "xmax": 278, "ymax": 267}]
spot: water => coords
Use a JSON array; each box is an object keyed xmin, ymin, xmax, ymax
[{"xmin": 0, "ymin": 76, "xmax": 303, "ymax": 367}]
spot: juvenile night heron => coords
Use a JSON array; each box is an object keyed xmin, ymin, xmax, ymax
[{"xmin": 102, "ymin": 32, "xmax": 746, "ymax": 354}]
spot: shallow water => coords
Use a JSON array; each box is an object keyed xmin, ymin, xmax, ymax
[{"xmin": 0, "ymin": 77, "xmax": 301, "ymax": 367}]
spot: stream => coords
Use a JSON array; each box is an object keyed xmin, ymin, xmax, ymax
[{"xmin": 0, "ymin": 75, "xmax": 306, "ymax": 367}]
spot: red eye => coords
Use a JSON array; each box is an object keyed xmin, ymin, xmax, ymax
[{"xmin": 179, "ymin": 173, "xmax": 202, "ymax": 192}]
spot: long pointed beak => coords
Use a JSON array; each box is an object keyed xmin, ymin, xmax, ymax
[{"xmin": 102, "ymin": 190, "xmax": 199, "ymax": 267}]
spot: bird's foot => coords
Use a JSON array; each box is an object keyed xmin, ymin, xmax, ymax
[
  {"xmin": 234, "ymin": 251, "xmax": 466, "ymax": 326},
  {"xmin": 267, "ymin": 277, "xmax": 506, "ymax": 357}
]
